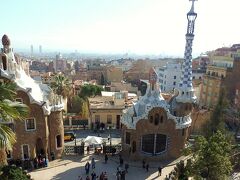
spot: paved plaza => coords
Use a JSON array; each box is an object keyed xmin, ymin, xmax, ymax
[
  {"xmin": 30, "ymin": 129, "xmax": 187, "ymax": 179},
  {"xmin": 30, "ymin": 154, "xmax": 187, "ymax": 180}
]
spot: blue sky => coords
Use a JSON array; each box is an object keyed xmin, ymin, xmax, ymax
[{"xmin": 1, "ymin": 0, "xmax": 240, "ymax": 56}]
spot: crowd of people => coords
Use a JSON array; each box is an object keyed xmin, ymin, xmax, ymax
[
  {"xmin": 79, "ymin": 157, "xmax": 108, "ymax": 180},
  {"xmin": 77, "ymin": 154, "xmax": 164, "ymax": 180}
]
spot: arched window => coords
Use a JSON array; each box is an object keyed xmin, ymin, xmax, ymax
[
  {"xmin": 174, "ymin": 111, "xmax": 177, "ymax": 116},
  {"xmin": 160, "ymin": 116, "xmax": 164, "ymax": 123},
  {"xmin": 149, "ymin": 116, "xmax": 153, "ymax": 123},
  {"xmin": 141, "ymin": 134, "xmax": 167, "ymax": 155},
  {"xmin": 141, "ymin": 134, "xmax": 154, "ymax": 154},
  {"xmin": 154, "ymin": 113, "xmax": 160, "ymax": 125}
]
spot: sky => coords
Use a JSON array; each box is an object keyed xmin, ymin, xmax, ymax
[{"xmin": 1, "ymin": 0, "xmax": 240, "ymax": 57}]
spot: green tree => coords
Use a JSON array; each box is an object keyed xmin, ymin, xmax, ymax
[
  {"xmin": 68, "ymin": 96, "xmax": 84, "ymax": 114},
  {"xmin": 79, "ymin": 84, "xmax": 103, "ymax": 99},
  {"xmin": 0, "ymin": 165, "xmax": 31, "ymax": 180},
  {"xmin": 191, "ymin": 131, "xmax": 232, "ymax": 180},
  {"xmin": 0, "ymin": 82, "xmax": 29, "ymax": 165}
]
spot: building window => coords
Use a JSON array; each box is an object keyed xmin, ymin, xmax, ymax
[
  {"xmin": 141, "ymin": 134, "xmax": 154, "ymax": 154},
  {"xmin": 2, "ymin": 55, "xmax": 7, "ymax": 70},
  {"xmin": 125, "ymin": 132, "xmax": 130, "ymax": 145},
  {"xmin": 155, "ymin": 134, "xmax": 167, "ymax": 153},
  {"xmin": 15, "ymin": 98, "xmax": 23, "ymax": 103},
  {"xmin": 174, "ymin": 111, "xmax": 177, "ymax": 116},
  {"xmin": 182, "ymin": 129, "xmax": 185, "ymax": 136},
  {"xmin": 193, "ymin": 76, "xmax": 195, "ymax": 79},
  {"xmin": 173, "ymin": 82, "xmax": 176, "ymax": 86},
  {"xmin": 141, "ymin": 134, "xmax": 167, "ymax": 155},
  {"xmin": 160, "ymin": 116, "xmax": 164, "ymax": 123},
  {"xmin": 22, "ymin": 144, "xmax": 29, "ymax": 160},
  {"xmin": 56, "ymin": 135, "xmax": 62, "ymax": 148},
  {"xmin": 154, "ymin": 114, "xmax": 160, "ymax": 125},
  {"xmin": 174, "ymin": 76, "xmax": 176, "ymax": 79},
  {"xmin": 6, "ymin": 150, "xmax": 12, "ymax": 159},
  {"xmin": 95, "ymin": 115, "xmax": 100, "ymax": 123},
  {"xmin": 149, "ymin": 115, "xmax": 153, "ymax": 123},
  {"xmin": 107, "ymin": 115, "xmax": 112, "ymax": 124},
  {"xmin": 25, "ymin": 118, "xmax": 36, "ymax": 131}
]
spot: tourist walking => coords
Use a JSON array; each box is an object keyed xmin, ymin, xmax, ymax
[
  {"xmin": 158, "ymin": 166, "xmax": 162, "ymax": 176},
  {"xmin": 142, "ymin": 159, "xmax": 146, "ymax": 169},
  {"xmin": 91, "ymin": 158, "xmax": 96, "ymax": 169},
  {"xmin": 105, "ymin": 154, "xmax": 108, "ymax": 164},
  {"xmin": 87, "ymin": 146, "xmax": 90, "ymax": 155},
  {"xmin": 103, "ymin": 171, "xmax": 108, "ymax": 180},
  {"xmin": 120, "ymin": 170, "xmax": 126, "ymax": 180},
  {"xmin": 116, "ymin": 169, "xmax": 121, "ymax": 180},
  {"xmin": 119, "ymin": 157, "xmax": 124, "ymax": 167},
  {"xmin": 91, "ymin": 171, "xmax": 97, "ymax": 180},
  {"xmin": 124, "ymin": 163, "xmax": 129, "ymax": 173},
  {"xmin": 85, "ymin": 162, "xmax": 90, "ymax": 175},
  {"xmin": 85, "ymin": 175, "xmax": 90, "ymax": 180},
  {"xmin": 146, "ymin": 163, "xmax": 149, "ymax": 172},
  {"xmin": 99, "ymin": 172, "xmax": 104, "ymax": 180}
]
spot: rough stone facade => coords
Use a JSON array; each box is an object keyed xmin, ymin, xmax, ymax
[
  {"xmin": 9, "ymin": 90, "xmax": 64, "ymax": 160},
  {"xmin": 121, "ymin": 107, "xmax": 189, "ymax": 161},
  {"xmin": 0, "ymin": 34, "xmax": 64, "ymax": 161}
]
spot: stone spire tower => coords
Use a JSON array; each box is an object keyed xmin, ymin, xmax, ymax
[{"xmin": 176, "ymin": 0, "xmax": 198, "ymax": 103}]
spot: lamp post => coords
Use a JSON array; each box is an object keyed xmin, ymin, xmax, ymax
[
  {"xmin": 74, "ymin": 132, "xmax": 77, "ymax": 147},
  {"xmin": 108, "ymin": 126, "xmax": 112, "ymax": 153}
]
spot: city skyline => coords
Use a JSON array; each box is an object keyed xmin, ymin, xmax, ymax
[{"xmin": 1, "ymin": 0, "xmax": 240, "ymax": 56}]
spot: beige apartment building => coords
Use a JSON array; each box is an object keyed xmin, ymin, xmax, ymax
[
  {"xmin": 200, "ymin": 65, "xmax": 230, "ymax": 108},
  {"xmin": 89, "ymin": 91, "xmax": 137, "ymax": 129}
]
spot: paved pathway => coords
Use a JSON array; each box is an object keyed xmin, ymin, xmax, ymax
[{"xmin": 30, "ymin": 154, "xmax": 188, "ymax": 180}]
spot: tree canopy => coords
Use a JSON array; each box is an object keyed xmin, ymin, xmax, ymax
[
  {"xmin": 79, "ymin": 84, "xmax": 103, "ymax": 99},
  {"xmin": 51, "ymin": 74, "xmax": 71, "ymax": 98},
  {"xmin": 191, "ymin": 131, "xmax": 232, "ymax": 180}
]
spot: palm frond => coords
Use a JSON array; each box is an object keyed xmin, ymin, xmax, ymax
[
  {"xmin": 0, "ymin": 100, "xmax": 29, "ymax": 121},
  {"xmin": 0, "ymin": 82, "xmax": 17, "ymax": 101},
  {"xmin": 0, "ymin": 124, "xmax": 16, "ymax": 150}
]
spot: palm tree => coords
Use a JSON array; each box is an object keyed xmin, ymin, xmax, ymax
[
  {"xmin": 52, "ymin": 74, "xmax": 71, "ymax": 98},
  {"xmin": 0, "ymin": 82, "xmax": 29, "ymax": 165},
  {"xmin": 52, "ymin": 74, "xmax": 72, "ymax": 112}
]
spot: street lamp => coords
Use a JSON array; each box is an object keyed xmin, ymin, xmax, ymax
[
  {"xmin": 74, "ymin": 132, "xmax": 77, "ymax": 146},
  {"xmin": 108, "ymin": 126, "xmax": 112, "ymax": 153}
]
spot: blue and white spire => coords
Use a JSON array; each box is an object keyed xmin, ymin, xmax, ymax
[{"xmin": 176, "ymin": 0, "xmax": 197, "ymax": 103}]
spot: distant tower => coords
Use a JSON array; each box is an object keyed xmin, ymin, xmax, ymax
[
  {"xmin": 30, "ymin": 45, "xmax": 33, "ymax": 56},
  {"xmin": 39, "ymin": 45, "xmax": 42, "ymax": 54},
  {"xmin": 176, "ymin": 0, "xmax": 198, "ymax": 103}
]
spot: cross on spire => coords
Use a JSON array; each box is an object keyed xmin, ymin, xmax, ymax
[{"xmin": 189, "ymin": 0, "xmax": 197, "ymax": 13}]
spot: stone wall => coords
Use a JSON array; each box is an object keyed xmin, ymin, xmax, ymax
[
  {"xmin": 121, "ymin": 107, "xmax": 189, "ymax": 161},
  {"xmin": 13, "ymin": 90, "xmax": 48, "ymax": 160},
  {"xmin": 48, "ymin": 111, "xmax": 64, "ymax": 159}
]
